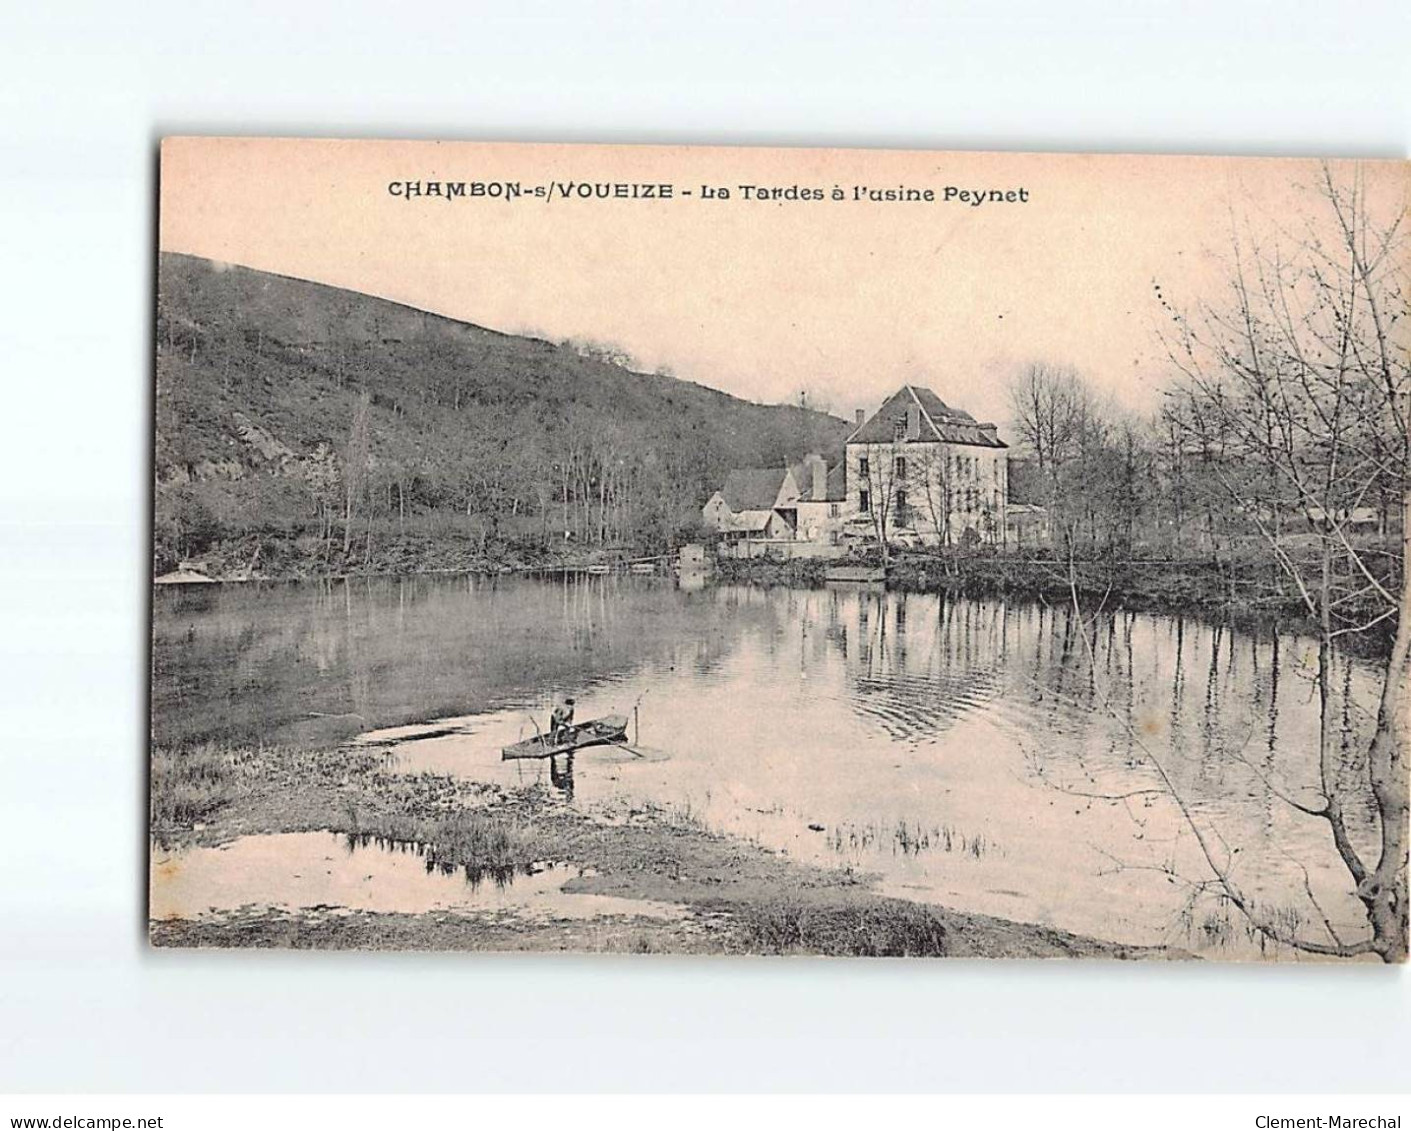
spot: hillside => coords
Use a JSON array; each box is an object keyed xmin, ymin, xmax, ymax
[{"xmin": 154, "ymin": 253, "xmax": 850, "ymax": 576}]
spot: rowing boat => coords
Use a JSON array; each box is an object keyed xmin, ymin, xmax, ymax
[{"xmin": 500, "ymin": 714, "xmax": 629, "ymax": 760}]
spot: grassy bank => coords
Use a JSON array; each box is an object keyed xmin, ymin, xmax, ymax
[
  {"xmin": 148, "ymin": 739, "xmax": 1161, "ymax": 959},
  {"xmin": 713, "ymin": 556, "xmax": 833, "ymax": 589},
  {"xmin": 885, "ymin": 551, "xmax": 1305, "ymax": 619}
]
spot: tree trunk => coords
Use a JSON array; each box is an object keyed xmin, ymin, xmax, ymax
[{"xmin": 1362, "ymin": 484, "xmax": 1410, "ymax": 962}]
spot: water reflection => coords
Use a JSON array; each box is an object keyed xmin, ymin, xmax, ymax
[
  {"xmin": 549, "ymin": 753, "xmax": 576, "ymax": 801},
  {"xmin": 341, "ymin": 831, "xmax": 525, "ymax": 890},
  {"xmin": 154, "ymin": 575, "xmax": 1383, "ymax": 957},
  {"xmin": 153, "ymin": 574, "xmax": 751, "ymax": 751},
  {"xmin": 150, "ymin": 832, "xmax": 685, "ymax": 922}
]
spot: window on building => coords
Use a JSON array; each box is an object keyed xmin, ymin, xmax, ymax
[
  {"xmin": 829, "ymin": 503, "xmax": 839, "ymax": 518},
  {"xmin": 893, "ymin": 418, "xmax": 906, "ymax": 441},
  {"xmin": 858, "ymin": 456, "xmax": 869, "ymax": 477},
  {"xmin": 859, "ymin": 489, "xmax": 871, "ymax": 514},
  {"xmin": 895, "ymin": 490, "xmax": 909, "ymax": 523},
  {"xmin": 894, "ymin": 456, "xmax": 906, "ymax": 478}
]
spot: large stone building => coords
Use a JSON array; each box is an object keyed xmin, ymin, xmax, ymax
[
  {"xmin": 702, "ymin": 384, "xmax": 1007, "ymax": 554},
  {"xmin": 845, "ymin": 385, "xmax": 1008, "ymax": 546}
]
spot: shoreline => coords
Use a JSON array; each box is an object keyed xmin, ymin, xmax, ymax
[
  {"xmin": 154, "ymin": 538, "xmax": 1362, "ymax": 625},
  {"xmin": 148, "ymin": 740, "xmax": 1168, "ymax": 960},
  {"xmin": 714, "ymin": 553, "xmax": 1396, "ymax": 660},
  {"xmin": 155, "ymin": 546, "xmax": 1394, "ymax": 665}
]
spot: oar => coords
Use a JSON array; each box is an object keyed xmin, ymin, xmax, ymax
[{"xmin": 607, "ymin": 738, "xmax": 648, "ymax": 759}]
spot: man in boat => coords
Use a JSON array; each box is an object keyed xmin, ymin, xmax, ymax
[{"xmin": 549, "ymin": 697, "xmax": 575, "ymax": 746}]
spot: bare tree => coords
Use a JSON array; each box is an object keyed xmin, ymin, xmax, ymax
[
  {"xmin": 1150, "ymin": 162, "xmax": 1409, "ymax": 961},
  {"xmin": 1009, "ymin": 363, "xmax": 1152, "ymax": 557},
  {"xmin": 1009, "ymin": 363, "xmax": 1099, "ymax": 550},
  {"xmin": 341, "ymin": 390, "xmax": 372, "ymax": 560},
  {"xmin": 858, "ymin": 438, "xmax": 904, "ymax": 565},
  {"xmin": 912, "ymin": 443, "xmax": 956, "ymax": 548},
  {"xmin": 1010, "ymin": 362, "xmax": 1086, "ymax": 482}
]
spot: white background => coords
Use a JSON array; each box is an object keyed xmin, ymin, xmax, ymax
[{"xmin": 1, "ymin": 0, "xmax": 1408, "ymax": 1095}]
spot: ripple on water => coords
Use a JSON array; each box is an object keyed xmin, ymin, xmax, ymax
[{"xmin": 851, "ymin": 669, "xmax": 1000, "ymax": 742}]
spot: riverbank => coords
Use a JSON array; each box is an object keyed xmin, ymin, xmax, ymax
[
  {"xmin": 717, "ymin": 550, "xmax": 1309, "ymax": 617},
  {"xmin": 715, "ymin": 551, "xmax": 1395, "ymax": 657},
  {"xmin": 154, "ymin": 532, "xmax": 690, "ymax": 589},
  {"xmin": 166, "ymin": 533, "xmax": 530, "ymax": 581},
  {"xmin": 156, "ymin": 528, "xmax": 621, "ymax": 584},
  {"xmin": 148, "ymin": 738, "xmax": 1165, "ymax": 959}
]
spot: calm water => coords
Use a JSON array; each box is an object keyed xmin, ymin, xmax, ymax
[
  {"xmin": 152, "ymin": 574, "xmax": 1384, "ymax": 958},
  {"xmin": 150, "ymin": 834, "xmax": 685, "ymax": 923}
]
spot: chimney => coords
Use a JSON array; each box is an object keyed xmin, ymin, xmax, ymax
[
  {"xmin": 906, "ymin": 402, "xmax": 921, "ymax": 440},
  {"xmin": 855, "ymin": 408, "xmax": 865, "ymax": 426},
  {"xmin": 806, "ymin": 453, "xmax": 827, "ymax": 501}
]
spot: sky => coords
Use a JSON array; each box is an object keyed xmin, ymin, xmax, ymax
[{"xmin": 159, "ymin": 139, "xmax": 1407, "ymax": 428}]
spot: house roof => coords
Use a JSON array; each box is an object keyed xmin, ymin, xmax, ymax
[
  {"xmin": 721, "ymin": 468, "xmax": 792, "ymax": 512},
  {"xmin": 725, "ymin": 509, "xmax": 775, "ymax": 532},
  {"xmin": 847, "ymin": 384, "xmax": 1007, "ymax": 449},
  {"xmin": 824, "ymin": 462, "xmax": 846, "ymax": 501}
]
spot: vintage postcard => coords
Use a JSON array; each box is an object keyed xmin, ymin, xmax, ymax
[{"xmin": 150, "ymin": 138, "xmax": 1409, "ymax": 961}]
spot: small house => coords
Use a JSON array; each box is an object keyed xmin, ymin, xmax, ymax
[{"xmin": 703, "ymin": 456, "xmax": 848, "ymax": 557}]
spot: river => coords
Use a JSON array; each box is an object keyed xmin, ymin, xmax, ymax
[{"xmin": 152, "ymin": 572, "xmax": 1384, "ymax": 958}]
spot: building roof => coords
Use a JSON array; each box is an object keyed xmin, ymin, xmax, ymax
[
  {"xmin": 721, "ymin": 468, "xmax": 792, "ymax": 512},
  {"xmin": 847, "ymin": 384, "xmax": 1007, "ymax": 449},
  {"xmin": 824, "ymin": 461, "xmax": 846, "ymax": 501},
  {"xmin": 724, "ymin": 509, "xmax": 775, "ymax": 532}
]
